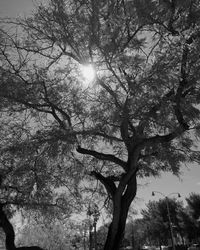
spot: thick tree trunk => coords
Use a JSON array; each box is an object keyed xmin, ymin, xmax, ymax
[
  {"xmin": 104, "ymin": 202, "xmax": 129, "ymax": 250},
  {"xmin": 103, "ymin": 173, "xmax": 137, "ymax": 250}
]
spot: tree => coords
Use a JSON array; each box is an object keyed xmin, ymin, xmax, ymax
[
  {"xmin": 141, "ymin": 198, "xmax": 185, "ymax": 247},
  {"xmin": 17, "ymin": 214, "xmax": 83, "ymax": 249},
  {"xmin": 1, "ymin": 0, "xmax": 200, "ymax": 249},
  {"xmin": 96, "ymin": 224, "xmax": 109, "ymax": 249},
  {"xmin": 0, "ymin": 22, "xmax": 83, "ymax": 218},
  {"xmin": 178, "ymin": 207, "xmax": 196, "ymax": 244},
  {"xmin": 125, "ymin": 218, "xmax": 147, "ymax": 250},
  {"xmin": 185, "ymin": 193, "xmax": 200, "ymax": 242},
  {"xmin": 186, "ymin": 193, "xmax": 200, "ymax": 222}
]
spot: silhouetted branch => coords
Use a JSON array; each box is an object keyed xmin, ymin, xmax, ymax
[
  {"xmin": 77, "ymin": 146, "xmax": 127, "ymax": 170},
  {"xmin": 90, "ymin": 171, "xmax": 116, "ymax": 198}
]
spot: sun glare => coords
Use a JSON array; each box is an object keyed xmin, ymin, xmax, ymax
[{"xmin": 80, "ymin": 64, "xmax": 96, "ymax": 84}]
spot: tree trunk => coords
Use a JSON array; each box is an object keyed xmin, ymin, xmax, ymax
[
  {"xmin": 104, "ymin": 202, "xmax": 129, "ymax": 250},
  {"xmin": 103, "ymin": 173, "xmax": 137, "ymax": 250}
]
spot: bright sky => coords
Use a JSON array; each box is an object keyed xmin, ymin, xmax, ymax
[
  {"xmin": 0, "ymin": 0, "xmax": 35, "ymax": 17},
  {"xmin": 1, "ymin": 0, "xmax": 200, "ymax": 215},
  {"xmin": 135, "ymin": 163, "xmax": 200, "ymax": 215}
]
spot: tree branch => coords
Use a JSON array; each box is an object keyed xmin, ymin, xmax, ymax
[
  {"xmin": 122, "ymin": 171, "xmax": 137, "ymax": 206},
  {"xmin": 137, "ymin": 88, "xmax": 175, "ymax": 134},
  {"xmin": 120, "ymin": 97, "xmax": 136, "ymax": 150},
  {"xmin": 173, "ymin": 42, "xmax": 190, "ymax": 130},
  {"xmin": 97, "ymin": 78, "xmax": 121, "ymax": 108},
  {"xmin": 76, "ymin": 146, "xmax": 127, "ymax": 170},
  {"xmin": 90, "ymin": 171, "xmax": 116, "ymax": 198},
  {"xmin": 144, "ymin": 126, "xmax": 188, "ymax": 146},
  {"xmin": 75, "ymin": 130, "xmax": 123, "ymax": 143},
  {"xmin": 0, "ymin": 200, "xmax": 64, "ymax": 210}
]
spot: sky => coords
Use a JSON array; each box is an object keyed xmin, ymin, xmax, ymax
[
  {"xmin": 0, "ymin": 0, "xmax": 35, "ymax": 18},
  {"xmin": 135, "ymin": 163, "xmax": 200, "ymax": 214},
  {"xmin": 1, "ymin": 0, "xmax": 200, "ymax": 216}
]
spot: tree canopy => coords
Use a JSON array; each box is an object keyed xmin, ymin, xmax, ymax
[
  {"xmin": 125, "ymin": 193, "xmax": 200, "ymax": 248},
  {"xmin": 141, "ymin": 198, "xmax": 185, "ymax": 246},
  {"xmin": 1, "ymin": 0, "xmax": 200, "ymax": 249}
]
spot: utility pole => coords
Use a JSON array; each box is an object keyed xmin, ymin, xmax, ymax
[
  {"xmin": 87, "ymin": 205, "xmax": 93, "ymax": 250},
  {"xmin": 152, "ymin": 191, "xmax": 181, "ymax": 250}
]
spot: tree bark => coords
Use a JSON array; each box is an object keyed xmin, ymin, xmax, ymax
[{"xmin": 103, "ymin": 173, "xmax": 137, "ymax": 250}]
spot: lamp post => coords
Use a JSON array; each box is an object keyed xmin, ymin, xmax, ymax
[
  {"xmin": 93, "ymin": 204, "xmax": 100, "ymax": 250},
  {"xmin": 87, "ymin": 205, "xmax": 93, "ymax": 250},
  {"xmin": 152, "ymin": 191, "xmax": 181, "ymax": 250},
  {"xmin": 82, "ymin": 220, "xmax": 87, "ymax": 250}
]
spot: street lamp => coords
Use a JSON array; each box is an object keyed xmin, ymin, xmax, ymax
[{"xmin": 152, "ymin": 191, "xmax": 181, "ymax": 250}]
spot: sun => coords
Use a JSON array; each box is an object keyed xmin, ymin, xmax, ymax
[{"xmin": 80, "ymin": 64, "xmax": 96, "ymax": 84}]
